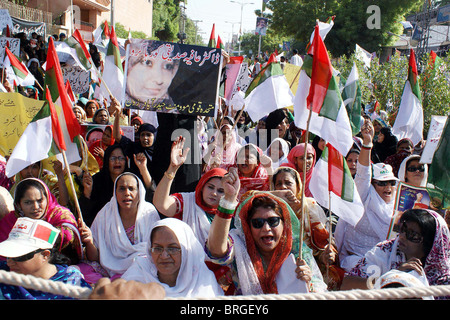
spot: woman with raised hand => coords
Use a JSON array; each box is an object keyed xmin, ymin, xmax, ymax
[{"xmin": 206, "ymin": 168, "xmax": 327, "ymax": 295}]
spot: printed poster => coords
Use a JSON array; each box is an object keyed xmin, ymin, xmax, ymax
[
  {"xmin": 123, "ymin": 39, "xmax": 222, "ymax": 117},
  {"xmin": 387, "ymin": 182, "xmax": 446, "ymax": 240}
]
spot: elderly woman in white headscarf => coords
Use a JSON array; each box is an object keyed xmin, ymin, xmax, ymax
[
  {"xmin": 122, "ymin": 218, "xmax": 223, "ymax": 298},
  {"xmin": 77, "ymin": 172, "xmax": 160, "ymax": 284}
]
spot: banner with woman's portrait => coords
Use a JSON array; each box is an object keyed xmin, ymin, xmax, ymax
[{"xmin": 123, "ymin": 39, "xmax": 222, "ymax": 117}]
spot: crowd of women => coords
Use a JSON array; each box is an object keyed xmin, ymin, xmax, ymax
[{"xmin": 0, "ymin": 34, "xmax": 448, "ymax": 300}]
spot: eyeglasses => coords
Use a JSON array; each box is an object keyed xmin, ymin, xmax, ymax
[
  {"xmin": 9, "ymin": 249, "xmax": 45, "ymax": 262},
  {"xmin": 373, "ymin": 180, "xmax": 397, "ymax": 187},
  {"xmin": 250, "ymin": 217, "xmax": 282, "ymax": 229},
  {"xmin": 110, "ymin": 156, "xmax": 126, "ymax": 162},
  {"xmin": 406, "ymin": 165, "xmax": 425, "ymax": 172},
  {"xmin": 399, "ymin": 222, "xmax": 423, "ymax": 243},
  {"xmin": 150, "ymin": 247, "xmax": 181, "ymax": 255}
]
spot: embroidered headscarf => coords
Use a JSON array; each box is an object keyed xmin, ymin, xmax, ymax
[{"xmin": 281, "ymin": 143, "xmax": 316, "ymax": 197}]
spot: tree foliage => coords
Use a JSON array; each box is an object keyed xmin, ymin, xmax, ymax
[{"xmin": 332, "ymin": 51, "xmax": 450, "ymax": 136}]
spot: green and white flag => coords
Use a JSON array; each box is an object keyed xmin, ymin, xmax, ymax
[
  {"xmin": 309, "ymin": 143, "xmax": 364, "ymax": 227},
  {"xmin": 392, "ymin": 48, "xmax": 423, "ymax": 146},
  {"xmin": 3, "ymin": 46, "xmax": 36, "ymax": 87},
  {"xmin": 244, "ymin": 53, "xmax": 294, "ymax": 122},
  {"xmin": 341, "ymin": 62, "xmax": 363, "ymax": 136},
  {"xmin": 293, "ymin": 22, "xmax": 353, "ymax": 156},
  {"xmin": 5, "ymin": 88, "xmax": 66, "ymax": 178}
]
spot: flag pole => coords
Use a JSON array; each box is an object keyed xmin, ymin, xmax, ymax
[
  {"xmin": 61, "ymin": 148, "xmax": 84, "ymax": 223},
  {"xmin": 327, "ymin": 190, "xmax": 332, "ymax": 280},
  {"xmin": 299, "ymin": 104, "xmax": 313, "ymax": 261},
  {"xmin": 231, "ymin": 103, "xmax": 246, "ymax": 131}
]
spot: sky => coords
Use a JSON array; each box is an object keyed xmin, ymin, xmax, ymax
[{"xmin": 184, "ymin": 0, "xmax": 265, "ymax": 44}]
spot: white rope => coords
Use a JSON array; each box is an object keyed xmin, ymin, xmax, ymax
[
  {"xmin": 0, "ymin": 270, "xmax": 92, "ymax": 299},
  {"xmin": 0, "ymin": 269, "xmax": 449, "ymax": 300}
]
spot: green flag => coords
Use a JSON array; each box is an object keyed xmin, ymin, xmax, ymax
[{"xmin": 427, "ymin": 116, "xmax": 450, "ymax": 209}]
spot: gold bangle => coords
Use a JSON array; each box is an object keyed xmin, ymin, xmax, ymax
[{"xmin": 164, "ymin": 171, "xmax": 176, "ymax": 180}]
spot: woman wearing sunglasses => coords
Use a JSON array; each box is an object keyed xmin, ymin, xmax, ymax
[
  {"xmin": 0, "ymin": 218, "xmax": 91, "ymax": 299},
  {"xmin": 340, "ymin": 209, "xmax": 450, "ymax": 299},
  {"xmin": 398, "ymin": 154, "xmax": 428, "ymax": 187},
  {"xmin": 335, "ymin": 121, "xmax": 399, "ymax": 272},
  {"xmin": 206, "ymin": 168, "xmax": 327, "ymax": 295}
]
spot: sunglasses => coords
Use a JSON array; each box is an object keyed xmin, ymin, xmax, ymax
[
  {"xmin": 399, "ymin": 223, "xmax": 423, "ymax": 243},
  {"xmin": 406, "ymin": 165, "xmax": 425, "ymax": 172},
  {"xmin": 9, "ymin": 249, "xmax": 45, "ymax": 262},
  {"xmin": 150, "ymin": 247, "xmax": 181, "ymax": 255},
  {"xmin": 373, "ymin": 180, "xmax": 397, "ymax": 187},
  {"xmin": 250, "ymin": 217, "xmax": 282, "ymax": 229}
]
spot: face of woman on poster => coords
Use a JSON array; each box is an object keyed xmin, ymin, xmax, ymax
[{"xmin": 127, "ymin": 55, "xmax": 180, "ymax": 103}]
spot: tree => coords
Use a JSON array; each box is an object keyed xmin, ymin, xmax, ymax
[
  {"xmin": 152, "ymin": 0, "xmax": 181, "ymax": 41},
  {"xmin": 267, "ymin": 0, "xmax": 423, "ymax": 56},
  {"xmin": 332, "ymin": 51, "xmax": 450, "ymax": 137}
]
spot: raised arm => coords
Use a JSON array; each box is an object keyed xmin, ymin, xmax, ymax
[
  {"xmin": 110, "ymin": 95, "xmax": 123, "ymax": 143},
  {"xmin": 354, "ymin": 120, "xmax": 374, "ymax": 201},
  {"xmin": 207, "ymin": 167, "xmax": 240, "ymax": 258},
  {"xmin": 153, "ymin": 136, "xmax": 190, "ymax": 217}
]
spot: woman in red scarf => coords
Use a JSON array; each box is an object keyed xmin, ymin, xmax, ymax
[
  {"xmin": 89, "ymin": 125, "xmax": 123, "ymax": 169},
  {"xmin": 281, "ymin": 142, "xmax": 316, "ymax": 197},
  {"xmin": 225, "ymin": 144, "xmax": 272, "ymax": 201},
  {"xmin": 153, "ymin": 136, "xmax": 228, "ymax": 245},
  {"xmin": 153, "ymin": 136, "xmax": 233, "ymax": 292}
]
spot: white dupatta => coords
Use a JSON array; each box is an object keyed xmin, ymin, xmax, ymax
[
  {"xmin": 122, "ymin": 218, "xmax": 223, "ymax": 298},
  {"xmin": 91, "ymin": 173, "xmax": 160, "ymax": 277}
]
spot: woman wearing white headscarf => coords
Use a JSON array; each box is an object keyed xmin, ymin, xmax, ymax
[
  {"xmin": 398, "ymin": 154, "xmax": 428, "ymax": 187},
  {"xmin": 265, "ymin": 138, "xmax": 290, "ymax": 170},
  {"xmin": 122, "ymin": 218, "xmax": 223, "ymax": 298},
  {"xmin": 78, "ymin": 172, "xmax": 160, "ymax": 283}
]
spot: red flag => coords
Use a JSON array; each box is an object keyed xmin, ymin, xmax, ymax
[
  {"xmin": 65, "ymin": 80, "xmax": 76, "ymax": 103},
  {"xmin": 6, "ymin": 25, "xmax": 10, "ymax": 37},
  {"xmin": 307, "ymin": 22, "xmax": 333, "ymax": 114},
  {"xmin": 72, "ymin": 29, "xmax": 92, "ymax": 61},
  {"xmin": 208, "ymin": 23, "xmax": 216, "ymax": 48},
  {"xmin": 44, "ymin": 37, "xmax": 81, "ymax": 142},
  {"xmin": 46, "ymin": 87, "xmax": 66, "ymax": 151},
  {"xmin": 216, "ymin": 35, "xmax": 224, "ymax": 49}
]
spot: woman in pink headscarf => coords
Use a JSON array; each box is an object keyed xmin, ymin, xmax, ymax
[{"xmin": 281, "ymin": 143, "xmax": 316, "ymax": 197}]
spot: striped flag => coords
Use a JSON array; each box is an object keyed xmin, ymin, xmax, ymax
[
  {"xmin": 392, "ymin": 49, "xmax": 423, "ymax": 146},
  {"xmin": 64, "ymin": 29, "xmax": 92, "ymax": 70},
  {"xmin": 293, "ymin": 22, "xmax": 353, "ymax": 156},
  {"xmin": 244, "ymin": 53, "xmax": 294, "ymax": 122},
  {"xmin": 5, "ymin": 88, "xmax": 67, "ymax": 178},
  {"xmin": 208, "ymin": 23, "xmax": 216, "ymax": 48},
  {"xmin": 96, "ymin": 25, "xmax": 124, "ymax": 103},
  {"xmin": 309, "ymin": 143, "xmax": 364, "ymax": 226},
  {"xmin": 216, "ymin": 35, "xmax": 224, "ymax": 49},
  {"xmin": 93, "ymin": 20, "xmax": 110, "ymax": 45},
  {"xmin": 44, "ymin": 37, "xmax": 81, "ymax": 142},
  {"xmin": 44, "ymin": 37, "xmax": 82, "ymax": 166},
  {"xmin": 3, "ymin": 46, "xmax": 36, "ymax": 87},
  {"xmin": 341, "ymin": 62, "xmax": 363, "ymax": 136}
]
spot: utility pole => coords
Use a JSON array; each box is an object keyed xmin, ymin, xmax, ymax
[
  {"xmin": 230, "ymin": 0, "xmax": 254, "ymax": 56},
  {"xmin": 110, "ymin": 0, "xmax": 115, "ymax": 28},
  {"xmin": 192, "ymin": 19, "xmax": 203, "ymax": 44}
]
